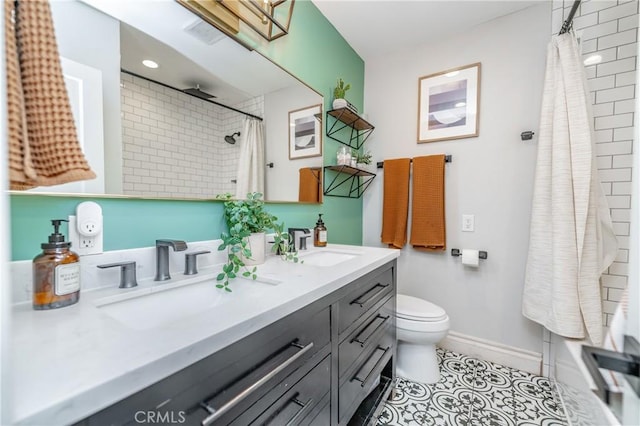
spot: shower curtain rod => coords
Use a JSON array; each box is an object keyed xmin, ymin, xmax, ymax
[
  {"xmin": 559, "ymin": 0, "xmax": 581, "ymax": 35},
  {"xmin": 121, "ymin": 69, "xmax": 264, "ymax": 121}
]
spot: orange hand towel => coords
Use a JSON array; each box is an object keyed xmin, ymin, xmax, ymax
[
  {"xmin": 298, "ymin": 167, "xmax": 322, "ymax": 203},
  {"xmin": 6, "ymin": 0, "xmax": 95, "ymax": 190},
  {"xmin": 381, "ymin": 158, "xmax": 411, "ymax": 249},
  {"xmin": 410, "ymin": 155, "xmax": 446, "ymax": 251}
]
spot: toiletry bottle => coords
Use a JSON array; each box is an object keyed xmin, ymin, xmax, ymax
[
  {"xmin": 33, "ymin": 219, "xmax": 80, "ymax": 310},
  {"xmin": 314, "ymin": 214, "xmax": 327, "ymax": 247}
]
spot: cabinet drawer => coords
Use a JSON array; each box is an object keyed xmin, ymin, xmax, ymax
[
  {"xmin": 338, "ymin": 267, "xmax": 393, "ymax": 335},
  {"xmin": 300, "ymin": 393, "xmax": 330, "ymax": 426},
  {"xmin": 338, "ymin": 339, "xmax": 393, "ymax": 423},
  {"xmin": 79, "ymin": 306, "xmax": 330, "ymax": 426},
  {"xmin": 247, "ymin": 355, "xmax": 330, "ymax": 426},
  {"xmin": 339, "ymin": 296, "xmax": 393, "ymax": 379}
]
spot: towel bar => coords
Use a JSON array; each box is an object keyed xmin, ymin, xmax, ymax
[
  {"xmin": 377, "ymin": 155, "xmax": 451, "ymax": 169},
  {"xmin": 451, "ymin": 248, "xmax": 487, "ymax": 259}
]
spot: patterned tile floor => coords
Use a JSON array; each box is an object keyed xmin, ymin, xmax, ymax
[{"xmin": 377, "ymin": 348, "xmax": 567, "ymax": 426}]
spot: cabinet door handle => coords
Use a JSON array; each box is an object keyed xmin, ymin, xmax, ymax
[
  {"xmin": 200, "ymin": 341, "xmax": 314, "ymax": 426},
  {"xmin": 351, "ymin": 346, "xmax": 390, "ymax": 388},
  {"xmin": 284, "ymin": 394, "xmax": 314, "ymax": 426},
  {"xmin": 351, "ymin": 315, "xmax": 390, "ymax": 347},
  {"xmin": 349, "ymin": 283, "xmax": 390, "ymax": 307}
]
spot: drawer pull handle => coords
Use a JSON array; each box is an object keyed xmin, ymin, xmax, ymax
[
  {"xmin": 351, "ymin": 346, "xmax": 390, "ymax": 388},
  {"xmin": 351, "ymin": 315, "xmax": 390, "ymax": 347},
  {"xmin": 285, "ymin": 394, "xmax": 314, "ymax": 426},
  {"xmin": 200, "ymin": 341, "xmax": 314, "ymax": 425},
  {"xmin": 349, "ymin": 283, "xmax": 390, "ymax": 307}
]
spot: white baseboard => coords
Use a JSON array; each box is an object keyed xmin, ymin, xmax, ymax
[{"xmin": 439, "ymin": 331, "xmax": 542, "ymax": 375}]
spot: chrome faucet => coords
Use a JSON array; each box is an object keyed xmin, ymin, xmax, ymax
[{"xmin": 155, "ymin": 239, "xmax": 188, "ymax": 281}]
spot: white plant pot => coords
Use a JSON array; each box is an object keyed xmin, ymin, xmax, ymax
[
  {"xmin": 357, "ymin": 163, "xmax": 370, "ymax": 171},
  {"xmin": 242, "ymin": 232, "xmax": 266, "ymax": 266},
  {"xmin": 333, "ymin": 98, "xmax": 348, "ymax": 110}
]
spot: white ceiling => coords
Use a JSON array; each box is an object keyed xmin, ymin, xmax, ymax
[
  {"xmin": 85, "ymin": 0, "xmax": 303, "ymax": 105},
  {"xmin": 312, "ymin": 0, "xmax": 542, "ymax": 61}
]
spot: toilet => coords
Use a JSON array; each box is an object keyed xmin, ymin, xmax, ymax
[{"xmin": 395, "ymin": 294, "xmax": 450, "ymax": 384}]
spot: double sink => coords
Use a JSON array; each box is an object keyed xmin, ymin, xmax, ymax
[{"xmin": 94, "ymin": 248, "xmax": 361, "ymax": 331}]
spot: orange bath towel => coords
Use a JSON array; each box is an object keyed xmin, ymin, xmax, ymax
[
  {"xmin": 410, "ymin": 155, "xmax": 446, "ymax": 251},
  {"xmin": 381, "ymin": 158, "xmax": 411, "ymax": 249},
  {"xmin": 6, "ymin": 0, "xmax": 95, "ymax": 190},
  {"xmin": 298, "ymin": 167, "xmax": 322, "ymax": 203}
]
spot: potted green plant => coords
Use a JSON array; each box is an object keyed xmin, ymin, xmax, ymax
[
  {"xmin": 356, "ymin": 150, "xmax": 373, "ymax": 170},
  {"xmin": 215, "ymin": 192, "xmax": 299, "ymax": 291},
  {"xmin": 333, "ymin": 78, "xmax": 351, "ymax": 110}
]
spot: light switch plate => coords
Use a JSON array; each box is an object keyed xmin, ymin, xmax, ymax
[{"xmin": 462, "ymin": 214, "xmax": 475, "ymax": 232}]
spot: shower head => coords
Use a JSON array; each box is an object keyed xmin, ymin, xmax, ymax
[
  {"xmin": 225, "ymin": 132, "xmax": 240, "ymax": 144},
  {"xmin": 182, "ymin": 84, "xmax": 216, "ymax": 100}
]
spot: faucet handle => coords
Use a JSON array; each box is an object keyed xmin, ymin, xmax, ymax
[
  {"xmin": 97, "ymin": 261, "xmax": 138, "ymax": 288},
  {"xmin": 299, "ymin": 235, "xmax": 311, "ymax": 251},
  {"xmin": 184, "ymin": 250, "xmax": 211, "ymax": 275}
]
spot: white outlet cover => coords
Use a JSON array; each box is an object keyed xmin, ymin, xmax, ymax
[
  {"xmin": 69, "ymin": 201, "xmax": 104, "ymax": 255},
  {"xmin": 462, "ymin": 214, "xmax": 475, "ymax": 232}
]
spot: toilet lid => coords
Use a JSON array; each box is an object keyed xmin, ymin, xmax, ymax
[{"xmin": 396, "ymin": 294, "xmax": 447, "ymax": 321}]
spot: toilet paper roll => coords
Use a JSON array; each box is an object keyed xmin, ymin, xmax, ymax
[{"xmin": 461, "ymin": 249, "xmax": 480, "ymax": 267}]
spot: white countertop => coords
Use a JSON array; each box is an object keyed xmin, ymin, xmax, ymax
[{"xmin": 11, "ymin": 244, "xmax": 399, "ymax": 425}]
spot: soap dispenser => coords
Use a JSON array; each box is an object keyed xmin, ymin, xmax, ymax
[
  {"xmin": 32, "ymin": 219, "xmax": 80, "ymax": 310},
  {"xmin": 314, "ymin": 214, "xmax": 327, "ymax": 247}
]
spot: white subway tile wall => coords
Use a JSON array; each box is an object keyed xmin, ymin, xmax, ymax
[
  {"xmin": 120, "ymin": 73, "xmax": 264, "ymax": 199},
  {"xmin": 553, "ymin": 0, "xmax": 637, "ymax": 327}
]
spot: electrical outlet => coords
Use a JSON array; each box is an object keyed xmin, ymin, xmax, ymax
[
  {"xmin": 69, "ymin": 201, "xmax": 103, "ymax": 255},
  {"xmin": 462, "ymin": 214, "xmax": 475, "ymax": 232}
]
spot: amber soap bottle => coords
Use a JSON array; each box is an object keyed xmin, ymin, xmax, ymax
[
  {"xmin": 314, "ymin": 214, "xmax": 327, "ymax": 247},
  {"xmin": 33, "ymin": 219, "xmax": 80, "ymax": 310}
]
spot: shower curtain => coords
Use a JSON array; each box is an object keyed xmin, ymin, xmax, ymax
[
  {"xmin": 522, "ymin": 32, "xmax": 618, "ymax": 346},
  {"xmin": 235, "ymin": 117, "xmax": 265, "ymax": 199}
]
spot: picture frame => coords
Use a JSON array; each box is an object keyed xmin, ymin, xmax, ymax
[
  {"xmin": 417, "ymin": 62, "xmax": 481, "ymax": 143},
  {"xmin": 289, "ymin": 104, "xmax": 322, "ymax": 160}
]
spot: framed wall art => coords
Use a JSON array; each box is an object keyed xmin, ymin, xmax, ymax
[
  {"xmin": 289, "ymin": 104, "xmax": 322, "ymax": 159},
  {"xmin": 418, "ymin": 62, "xmax": 480, "ymax": 143}
]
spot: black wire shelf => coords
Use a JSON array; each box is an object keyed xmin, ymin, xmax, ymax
[
  {"xmin": 323, "ymin": 165, "xmax": 376, "ymax": 199},
  {"xmin": 326, "ymin": 108, "xmax": 375, "ymax": 150}
]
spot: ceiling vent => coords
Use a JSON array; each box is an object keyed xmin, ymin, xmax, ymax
[{"xmin": 183, "ymin": 19, "xmax": 226, "ymax": 45}]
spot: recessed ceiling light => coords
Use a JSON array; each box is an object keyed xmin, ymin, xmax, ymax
[
  {"xmin": 142, "ymin": 59, "xmax": 159, "ymax": 69},
  {"xmin": 583, "ymin": 54, "xmax": 602, "ymax": 66},
  {"xmin": 445, "ymin": 71, "xmax": 460, "ymax": 78},
  {"xmin": 455, "ymin": 102, "xmax": 466, "ymax": 108}
]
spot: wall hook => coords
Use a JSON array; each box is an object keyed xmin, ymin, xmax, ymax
[{"xmin": 521, "ymin": 131, "xmax": 535, "ymax": 141}]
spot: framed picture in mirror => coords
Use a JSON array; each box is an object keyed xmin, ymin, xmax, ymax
[
  {"xmin": 289, "ymin": 104, "xmax": 322, "ymax": 160},
  {"xmin": 418, "ymin": 62, "xmax": 481, "ymax": 143}
]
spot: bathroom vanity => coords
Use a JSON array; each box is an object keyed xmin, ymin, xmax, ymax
[{"xmin": 10, "ymin": 245, "xmax": 399, "ymax": 425}]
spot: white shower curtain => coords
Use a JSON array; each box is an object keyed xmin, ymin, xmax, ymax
[
  {"xmin": 522, "ymin": 32, "xmax": 618, "ymax": 346},
  {"xmin": 235, "ymin": 117, "xmax": 265, "ymax": 199}
]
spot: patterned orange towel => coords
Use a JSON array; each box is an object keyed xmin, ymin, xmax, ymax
[
  {"xmin": 298, "ymin": 167, "xmax": 321, "ymax": 203},
  {"xmin": 6, "ymin": 0, "xmax": 95, "ymax": 190},
  {"xmin": 410, "ymin": 155, "xmax": 446, "ymax": 251},
  {"xmin": 381, "ymin": 158, "xmax": 411, "ymax": 249}
]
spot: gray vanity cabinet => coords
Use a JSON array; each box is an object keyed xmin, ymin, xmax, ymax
[
  {"xmin": 334, "ymin": 266, "xmax": 396, "ymax": 424},
  {"xmin": 75, "ymin": 260, "xmax": 396, "ymax": 426}
]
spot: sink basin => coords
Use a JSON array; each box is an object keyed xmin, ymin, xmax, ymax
[
  {"xmin": 300, "ymin": 249, "xmax": 361, "ymax": 267},
  {"xmin": 96, "ymin": 281, "xmax": 227, "ymax": 330},
  {"xmin": 95, "ymin": 273, "xmax": 281, "ymax": 330}
]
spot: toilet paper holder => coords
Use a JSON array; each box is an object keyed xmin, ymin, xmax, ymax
[{"xmin": 451, "ymin": 248, "xmax": 488, "ymax": 259}]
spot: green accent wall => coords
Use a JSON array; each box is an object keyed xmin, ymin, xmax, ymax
[{"xmin": 9, "ymin": 2, "xmax": 365, "ymax": 261}]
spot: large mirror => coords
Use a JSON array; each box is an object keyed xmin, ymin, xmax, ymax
[{"xmin": 21, "ymin": 0, "xmax": 323, "ymax": 203}]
